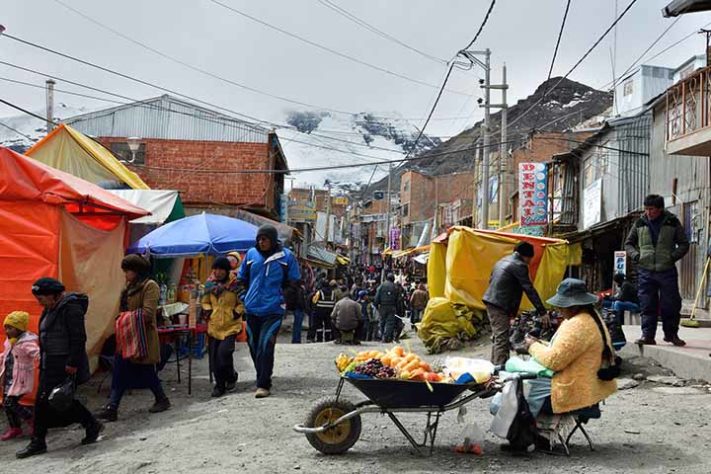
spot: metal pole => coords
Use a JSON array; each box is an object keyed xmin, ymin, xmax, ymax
[
  {"xmin": 481, "ymin": 49, "xmax": 491, "ymax": 230},
  {"xmin": 324, "ymin": 183, "xmax": 332, "ymax": 247},
  {"xmin": 498, "ymin": 64, "xmax": 508, "ymax": 227},
  {"xmin": 471, "ymin": 138, "xmax": 479, "ymax": 227},
  {"xmin": 45, "ymin": 79, "xmax": 55, "ymax": 131},
  {"xmin": 384, "ymin": 162, "xmax": 393, "ymax": 282}
]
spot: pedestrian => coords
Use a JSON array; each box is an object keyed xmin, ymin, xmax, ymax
[
  {"xmin": 610, "ymin": 273, "xmax": 639, "ymax": 325},
  {"xmin": 361, "ymin": 292, "xmax": 378, "ymax": 341},
  {"xmin": 17, "ymin": 278, "xmax": 102, "ymax": 459},
  {"xmin": 409, "ymin": 283, "xmax": 429, "ymax": 324},
  {"xmin": 284, "ymin": 280, "xmax": 306, "ymax": 344},
  {"xmin": 1, "ymin": 311, "xmax": 39, "ymax": 441},
  {"xmin": 625, "ymin": 194, "xmax": 690, "ymax": 346},
  {"xmin": 483, "ymin": 241, "xmax": 549, "ymax": 366},
  {"xmin": 330, "ymin": 295, "xmax": 363, "ymax": 345},
  {"xmin": 202, "ymin": 257, "xmax": 243, "ymax": 398},
  {"xmin": 97, "ymin": 255, "xmax": 170, "ymax": 422},
  {"xmin": 310, "ymin": 280, "xmax": 338, "ymax": 342},
  {"xmin": 374, "ymin": 273, "xmax": 401, "ymax": 343},
  {"xmin": 226, "ymin": 251, "xmax": 242, "ymax": 279},
  {"xmin": 238, "ymin": 224, "xmax": 300, "ymax": 398}
]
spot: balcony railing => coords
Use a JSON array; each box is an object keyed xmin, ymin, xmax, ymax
[{"xmin": 666, "ymin": 65, "xmax": 711, "ymax": 142}]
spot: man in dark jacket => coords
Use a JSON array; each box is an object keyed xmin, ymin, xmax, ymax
[
  {"xmin": 330, "ymin": 295, "xmax": 363, "ymax": 344},
  {"xmin": 483, "ymin": 242, "xmax": 548, "ymax": 365},
  {"xmin": 374, "ymin": 273, "xmax": 400, "ymax": 343},
  {"xmin": 17, "ymin": 278, "xmax": 103, "ymax": 459},
  {"xmin": 625, "ymin": 194, "xmax": 689, "ymax": 346}
]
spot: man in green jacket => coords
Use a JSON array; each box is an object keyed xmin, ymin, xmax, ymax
[{"xmin": 625, "ymin": 194, "xmax": 689, "ymax": 346}]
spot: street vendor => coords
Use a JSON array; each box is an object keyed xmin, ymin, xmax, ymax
[
  {"xmin": 483, "ymin": 241, "xmax": 548, "ymax": 365},
  {"xmin": 521, "ymin": 279, "xmax": 617, "ymax": 416},
  {"xmin": 202, "ymin": 257, "xmax": 243, "ymax": 398}
]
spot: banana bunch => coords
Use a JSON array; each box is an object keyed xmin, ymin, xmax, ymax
[{"xmin": 335, "ymin": 353, "xmax": 354, "ymax": 373}]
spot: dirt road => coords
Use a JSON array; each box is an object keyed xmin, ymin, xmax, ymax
[{"xmin": 2, "ymin": 335, "xmax": 710, "ymax": 473}]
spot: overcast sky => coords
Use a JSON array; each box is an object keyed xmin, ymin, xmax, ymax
[{"xmin": 2, "ymin": 0, "xmax": 711, "ymax": 182}]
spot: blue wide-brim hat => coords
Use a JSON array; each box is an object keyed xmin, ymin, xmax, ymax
[{"xmin": 546, "ymin": 278, "xmax": 599, "ymax": 308}]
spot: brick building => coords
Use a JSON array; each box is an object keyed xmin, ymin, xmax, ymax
[{"xmin": 64, "ymin": 95, "xmax": 288, "ymax": 218}]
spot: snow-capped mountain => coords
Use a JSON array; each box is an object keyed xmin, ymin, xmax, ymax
[
  {"xmin": 277, "ymin": 110, "xmax": 440, "ymax": 189},
  {"xmin": 0, "ymin": 103, "xmax": 95, "ymax": 152}
]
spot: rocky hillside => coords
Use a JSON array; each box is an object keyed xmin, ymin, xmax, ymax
[{"xmin": 363, "ymin": 76, "xmax": 612, "ymax": 194}]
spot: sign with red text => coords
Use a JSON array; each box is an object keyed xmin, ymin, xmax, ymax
[{"xmin": 519, "ymin": 162, "xmax": 548, "ymax": 226}]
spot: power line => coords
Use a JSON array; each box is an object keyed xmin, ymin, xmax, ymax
[
  {"xmin": 406, "ymin": 0, "xmax": 497, "ymax": 162},
  {"xmin": 0, "ymin": 119, "xmax": 35, "ymax": 141},
  {"xmin": 0, "ymin": 58, "xmax": 425, "ymax": 156},
  {"xmin": 0, "ymin": 97, "xmax": 54, "ymax": 124},
  {"xmin": 460, "ymin": 0, "xmax": 497, "ymax": 51},
  {"xmin": 206, "ymin": 0, "xmax": 469, "ymax": 96},
  {"xmin": 546, "ymin": 0, "xmax": 572, "ymax": 83},
  {"xmin": 316, "ymin": 0, "xmax": 447, "ymax": 65},
  {"xmin": 496, "ymin": 0, "xmax": 639, "ymax": 135}
]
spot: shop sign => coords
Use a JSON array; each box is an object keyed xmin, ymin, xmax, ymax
[
  {"xmin": 519, "ymin": 162, "xmax": 548, "ymax": 226},
  {"xmin": 288, "ymin": 203, "xmax": 316, "ymax": 223},
  {"xmin": 614, "ymin": 251, "xmax": 626, "ymax": 276}
]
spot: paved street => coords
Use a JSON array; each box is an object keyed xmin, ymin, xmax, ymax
[{"xmin": 2, "ymin": 334, "xmax": 710, "ymax": 474}]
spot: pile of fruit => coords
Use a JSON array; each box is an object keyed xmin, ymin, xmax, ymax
[{"xmin": 335, "ymin": 346, "xmax": 449, "ymax": 383}]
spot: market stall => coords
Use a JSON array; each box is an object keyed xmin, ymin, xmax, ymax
[
  {"xmin": 420, "ymin": 226, "xmax": 581, "ymax": 353},
  {"xmin": 0, "ymin": 147, "xmax": 149, "ymax": 364}
]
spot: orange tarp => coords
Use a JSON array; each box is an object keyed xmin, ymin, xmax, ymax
[{"xmin": 0, "ymin": 146, "xmax": 149, "ymax": 357}]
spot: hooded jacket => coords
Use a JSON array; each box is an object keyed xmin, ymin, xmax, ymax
[
  {"xmin": 239, "ymin": 225, "xmax": 301, "ymax": 316},
  {"xmin": 0, "ymin": 331, "xmax": 39, "ymax": 397},
  {"xmin": 38, "ymin": 292, "xmax": 91, "ymax": 386}
]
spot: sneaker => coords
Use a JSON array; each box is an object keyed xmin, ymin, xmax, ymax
[
  {"xmin": 255, "ymin": 388, "xmax": 270, "ymax": 399},
  {"xmin": 16, "ymin": 439, "xmax": 47, "ymax": 459},
  {"xmin": 663, "ymin": 336, "xmax": 687, "ymax": 346},
  {"xmin": 81, "ymin": 420, "xmax": 104, "ymax": 445},
  {"xmin": 148, "ymin": 398, "xmax": 171, "ymax": 413},
  {"xmin": 211, "ymin": 386, "xmax": 226, "ymax": 398},
  {"xmin": 95, "ymin": 405, "xmax": 118, "ymax": 422},
  {"xmin": 635, "ymin": 337, "xmax": 656, "ymax": 345},
  {"xmin": 1, "ymin": 427, "xmax": 23, "ymax": 441}
]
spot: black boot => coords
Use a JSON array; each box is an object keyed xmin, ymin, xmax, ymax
[
  {"xmin": 16, "ymin": 438, "xmax": 47, "ymax": 459},
  {"xmin": 95, "ymin": 404, "xmax": 118, "ymax": 422},
  {"xmin": 211, "ymin": 385, "xmax": 226, "ymax": 398},
  {"xmin": 149, "ymin": 397, "xmax": 171, "ymax": 413},
  {"xmin": 81, "ymin": 420, "xmax": 105, "ymax": 445}
]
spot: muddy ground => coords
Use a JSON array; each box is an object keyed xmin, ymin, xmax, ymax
[{"xmin": 2, "ymin": 328, "xmax": 711, "ymax": 473}]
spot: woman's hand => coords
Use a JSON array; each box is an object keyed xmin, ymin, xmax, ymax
[{"xmin": 523, "ymin": 335, "xmax": 538, "ymax": 350}]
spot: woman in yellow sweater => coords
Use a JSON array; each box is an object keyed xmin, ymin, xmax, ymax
[
  {"xmin": 202, "ymin": 257, "xmax": 244, "ymax": 398},
  {"xmin": 523, "ymin": 278, "xmax": 617, "ymax": 415}
]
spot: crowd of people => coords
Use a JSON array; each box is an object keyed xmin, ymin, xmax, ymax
[{"xmin": 0, "ymin": 194, "xmax": 692, "ymax": 458}]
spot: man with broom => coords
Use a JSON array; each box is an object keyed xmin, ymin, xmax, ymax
[{"xmin": 625, "ymin": 194, "xmax": 689, "ymax": 346}]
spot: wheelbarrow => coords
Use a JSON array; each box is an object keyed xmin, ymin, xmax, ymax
[{"xmin": 293, "ymin": 376, "xmax": 500, "ymax": 456}]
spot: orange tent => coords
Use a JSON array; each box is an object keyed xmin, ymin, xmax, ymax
[{"xmin": 0, "ymin": 147, "xmax": 148, "ymax": 360}]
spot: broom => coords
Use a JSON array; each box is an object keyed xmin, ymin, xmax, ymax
[{"xmin": 681, "ymin": 256, "xmax": 710, "ymax": 328}]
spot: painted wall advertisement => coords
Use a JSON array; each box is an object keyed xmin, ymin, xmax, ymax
[{"xmin": 519, "ymin": 162, "xmax": 548, "ymax": 226}]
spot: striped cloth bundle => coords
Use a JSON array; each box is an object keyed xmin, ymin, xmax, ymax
[{"xmin": 115, "ymin": 309, "xmax": 148, "ymax": 360}]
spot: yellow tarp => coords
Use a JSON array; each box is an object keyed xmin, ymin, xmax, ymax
[
  {"xmin": 26, "ymin": 124, "xmax": 149, "ymax": 190},
  {"xmin": 428, "ymin": 226, "xmax": 581, "ymax": 312}
]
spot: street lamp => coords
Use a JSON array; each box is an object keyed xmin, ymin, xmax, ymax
[{"xmin": 126, "ymin": 137, "xmax": 141, "ymax": 163}]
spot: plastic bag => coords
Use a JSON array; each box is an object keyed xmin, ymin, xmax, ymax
[
  {"xmin": 453, "ymin": 406, "xmax": 484, "ymax": 455},
  {"xmin": 444, "ymin": 357, "xmax": 494, "ymax": 383}
]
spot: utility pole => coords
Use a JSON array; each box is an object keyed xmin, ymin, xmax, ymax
[
  {"xmin": 480, "ymin": 49, "xmax": 491, "ymax": 229},
  {"xmin": 384, "ymin": 162, "xmax": 393, "ymax": 282},
  {"xmin": 324, "ymin": 181, "xmax": 332, "ymax": 248},
  {"xmin": 496, "ymin": 64, "xmax": 509, "ymax": 227},
  {"xmin": 471, "ymin": 137, "xmax": 481, "ymax": 226},
  {"xmin": 45, "ymin": 79, "xmax": 55, "ymax": 131}
]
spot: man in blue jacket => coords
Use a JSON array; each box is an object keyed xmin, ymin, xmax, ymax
[{"xmin": 238, "ymin": 225, "xmax": 301, "ymax": 398}]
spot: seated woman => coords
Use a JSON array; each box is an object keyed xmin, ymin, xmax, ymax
[{"xmin": 522, "ymin": 278, "xmax": 617, "ymax": 416}]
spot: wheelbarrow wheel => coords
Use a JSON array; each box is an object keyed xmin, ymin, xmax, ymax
[{"xmin": 304, "ymin": 397, "xmax": 361, "ymax": 454}]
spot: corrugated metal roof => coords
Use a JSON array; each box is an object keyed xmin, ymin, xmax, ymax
[{"xmin": 63, "ymin": 95, "xmax": 270, "ymax": 143}]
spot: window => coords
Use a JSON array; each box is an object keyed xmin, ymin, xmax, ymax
[
  {"xmin": 402, "ymin": 203, "xmax": 409, "ymax": 217},
  {"xmin": 403, "ymin": 180, "xmax": 410, "ymax": 192},
  {"xmin": 110, "ymin": 142, "xmax": 146, "ymax": 165},
  {"xmin": 623, "ymin": 79, "xmax": 634, "ymax": 97}
]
